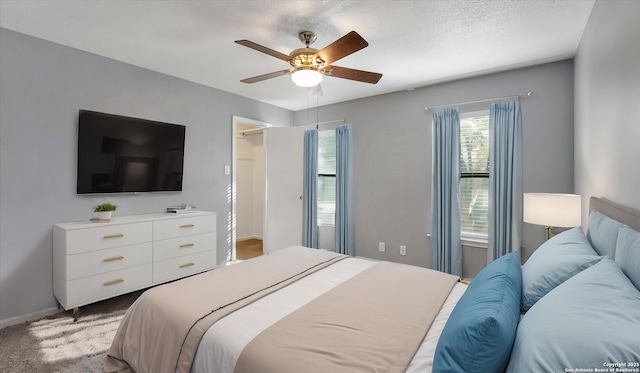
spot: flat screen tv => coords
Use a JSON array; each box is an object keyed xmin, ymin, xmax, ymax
[{"xmin": 77, "ymin": 110, "xmax": 186, "ymax": 194}]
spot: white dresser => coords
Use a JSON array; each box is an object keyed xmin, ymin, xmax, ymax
[{"xmin": 53, "ymin": 211, "xmax": 216, "ymax": 314}]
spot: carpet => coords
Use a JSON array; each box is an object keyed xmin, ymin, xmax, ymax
[
  {"xmin": 0, "ymin": 244, "xmax": 262, "ymax": 372},
  {"xmin": 0, "ymin": 290, "xmax": 142, "ymax": 373}
]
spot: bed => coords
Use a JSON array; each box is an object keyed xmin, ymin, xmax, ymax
[{"xmin": 105, "ymin": 197, "xmax": 640, "ymax": 373}]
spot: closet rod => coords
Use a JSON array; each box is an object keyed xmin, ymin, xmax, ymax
[
  {"xmin": 239, "ymin": 128, "xmax": 264, "ymax": 136},
  {"xmin": 424, "ymin": 91, "xmax": 533, "ymax": 111}
]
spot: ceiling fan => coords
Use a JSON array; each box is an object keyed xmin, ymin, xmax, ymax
[{"xmin": 235, "ymin": 31, "xmax": 383, "ymax": 87}]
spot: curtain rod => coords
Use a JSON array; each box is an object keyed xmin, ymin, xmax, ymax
[
  {"xmin": 316, "ymin": 119, "xmax": 345, "ymax": 127},
  {"xmin": 299, "ymin": 119, "xmax": 345, "ymax": 128},
  {"xmin": 241, "ymin": 118, "xmax": 346, "ymax": 135},
  {"xmin": 424, "ymin": 91, "xmax": 533, "ymax": 111}
]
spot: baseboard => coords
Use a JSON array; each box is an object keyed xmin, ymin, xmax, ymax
[
  {"xmin": 236, "ymin": 236, "xmax": 263, "ymax": 242},
  {"xmin": 0, "ymin": 306, "xmax": 62, "ymax": 330}
]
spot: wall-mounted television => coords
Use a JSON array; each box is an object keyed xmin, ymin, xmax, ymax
[{"xmin": 77, "ymin": 110, "xmax": 186, "ymax": 194}]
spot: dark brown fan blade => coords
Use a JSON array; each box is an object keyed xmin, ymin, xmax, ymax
[
  {"xmin": 235, "ymin": 40, "xmax": 292, "ymax": 62},
  {"xmin": 324, "ymin": 65, "xmax": 382, "ymax": 84},
  {"xmin": 240, "ymin": 69, "xmax": 292, "ymax": 84},
  {"xmin": 313, "ymin": 31, "xmax": 369, "ymax": 66}
]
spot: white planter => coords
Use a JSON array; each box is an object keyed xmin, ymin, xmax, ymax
[{"xmin": 95, "ymin": 211, "xmax": 113, "ymax": 220}]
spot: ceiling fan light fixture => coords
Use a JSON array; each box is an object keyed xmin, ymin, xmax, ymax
[
  {"xmin": 237, "ymin": 31, "xmax": 382, "ymax": 85},
  {"xmin": 291, "ymin": 68, "xmax": 323, "ymax": 87}
]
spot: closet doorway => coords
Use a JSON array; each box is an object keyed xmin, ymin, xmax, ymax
[
  {"xmin": 232, "ymin": 116, "xmax": 269, "ymax": 261},
  {"xmin": 231, "ymin": 116, "xmax": 305, "ymax": 262}
]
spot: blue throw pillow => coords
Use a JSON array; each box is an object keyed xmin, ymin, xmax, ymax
[
  {"xmin": 615, "ymin": 225, "xmax": 640, "ymax": 290},
  {"xmin": 507, "ymin": 258, "xmax": 640, "ymax": 372},
  {"xmin": 433, "ymin": 251, "xmax": 522, "ymax": 373},
  {"xmin": 586, "ymin": 210, "xmax": 624, "ymax": 258},
  {"xmin": 521, "ymin": 226, "xmax": 601, "ymax": 311}
]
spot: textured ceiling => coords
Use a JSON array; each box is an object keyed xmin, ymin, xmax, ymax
[{"xmin": 0, "ymin": 0, "xmax": 595, "ymax": 111}]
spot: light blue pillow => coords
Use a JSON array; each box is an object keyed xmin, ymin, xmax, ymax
[
  {"xmin": 615, "ymin": 225, "xmax": 640, "ymax": 290},
  {"xmin": 507, "ymin": 258, "xmax": 640, "ymax": 373},
  {"xmin": 521, "ymin": 226, "xmax": 602, "ymax": 311},
  {"xmin": 586, "ymin": 210, "xmax": 624, "ymax": 258},
  {"xmin": 433, "ymin": 252, "xmax": 521, "ymax": 373}
]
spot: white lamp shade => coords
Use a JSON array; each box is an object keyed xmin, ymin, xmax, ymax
[
  {"xmin": 291, "ymin": 69, "xmax": 322, "ymax": 87},
  {"xmin": 523, "ymin": 193, "xmax": 582, "ymax": 227}
]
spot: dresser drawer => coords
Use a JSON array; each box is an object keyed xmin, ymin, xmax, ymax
[
  {"xmin": 153, "ymin": 251, "xmax": 216, "ymax": 283},
  {"xmin": 66, "ymin": 222, "xmax": 152, "ymax": 255},
  {"xmin": 153, "ymin": 214, "xmax": 216, "ymax": 241},
  {"xmin": 67, "ymin": 243, "xmax": 152, "ymax": 281},
  {"xmin": 66, "ymin": 264, "xmax": 152, "ymax": 309},
  {"xmin": 54, "ymin": 212, "xmax": 217, "ymax": 310},
  {"xmin": 154, "ymin": 233, "xmax": 216, "ymax": 261}
]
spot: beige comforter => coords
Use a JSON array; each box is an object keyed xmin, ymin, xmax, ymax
[
  {"xmin": 234, "ymin": 260, "xmax": 458, "ymax": 373},
  {"xmin": 105, "ymin": 246, "xmax": 458, "ymax": 373},
  {"xmin": 104, "ymin": 246, "xmax": 346, "ymax": 373}
]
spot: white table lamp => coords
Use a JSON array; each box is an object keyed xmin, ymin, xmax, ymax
[{"xmin": 524, "ymin": 193, "xmax": 582, "ymax": 240}]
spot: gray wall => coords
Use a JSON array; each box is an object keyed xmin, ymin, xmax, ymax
[
  {"xmin": 1, "ymin": 24, "xmax": 585, "ymax": 322},
  {"xmin": 0, "ymin": 28, "xmax": 292, "ymax": 322},
  {"xmin": 575, "ymin": 0, "xmax": 640, "ymax": 218},
  {"xmin": 294, "ymin": 60, "xmax": 576, "ymax": 274}
]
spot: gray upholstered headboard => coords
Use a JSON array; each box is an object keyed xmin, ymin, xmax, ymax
[{"xmin": 589, "ymin": 197, "xmax": 640, "ymax": 231}]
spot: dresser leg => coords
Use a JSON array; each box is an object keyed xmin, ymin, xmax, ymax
[{"xmin": 73, "ymin": 307, "xmax": 79, "ymax": 322}]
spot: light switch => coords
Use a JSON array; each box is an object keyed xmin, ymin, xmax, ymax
[{"xmin": 224, "ymin": 165, "xmax": 231, "ymax": 175}]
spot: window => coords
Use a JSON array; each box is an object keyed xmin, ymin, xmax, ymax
[
  {"xmin": 318, "ymin": 130, "xmax": 336, "ymax": 226},
  {"xmin": 459, "ymin": 112, "xmax": 490, "ymax": 238}
]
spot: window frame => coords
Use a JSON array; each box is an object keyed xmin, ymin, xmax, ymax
[
  {"xmin": 317, "ymin": 130, "xmax": 336, "ymax": 228},
  {"xmin": 459, "ymin": 110, "xmax": 490, "ymax": 242}
]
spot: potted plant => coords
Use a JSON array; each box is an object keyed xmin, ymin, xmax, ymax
[{"xmin": 93, "ymin": 202, "xmax": 117, "ymax": 220}]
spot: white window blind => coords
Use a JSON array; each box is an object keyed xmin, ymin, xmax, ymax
[
  {"xmin": 318, "ymin": 130, "xmax": 336, "ymax": 227},
  {"xmin": 459, "ymin": 112, "xmax": 490, "ymax": 237}
]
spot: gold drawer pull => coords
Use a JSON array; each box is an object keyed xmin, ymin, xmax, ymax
[
  {"xmin": 103, "ymin": 234, "xmax": 124, "ymax": 239},
  {"xmin": 103, "ymin": 279, "xmax": 124, "ymax": 286},
  {"xmin": 180, "ymin": 224, "xmax": 195, "ymax": 228},
  {"xmin": 179, "ymin": 243, "xmax": 194, "ymax": 248},
  {"xmin": 103, "ymin": 256, "xmax": 124, "ymax": 262},
  {"xmin": 179, "ymin": 262, "xmax": 195, "ymax": 268}
]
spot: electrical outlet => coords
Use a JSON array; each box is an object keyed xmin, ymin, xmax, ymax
[
  {"xmin": 378, "ymin": 242, "xmax": 386, "ymax": 252},
  {"xmin": 400, "ymin": 245, "xmax": 407, "ymax": 256}
]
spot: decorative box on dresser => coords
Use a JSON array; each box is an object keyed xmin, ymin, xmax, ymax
[{"xmin": 53, "ymin": 211, "xmax": 216, "ymax": 319}]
